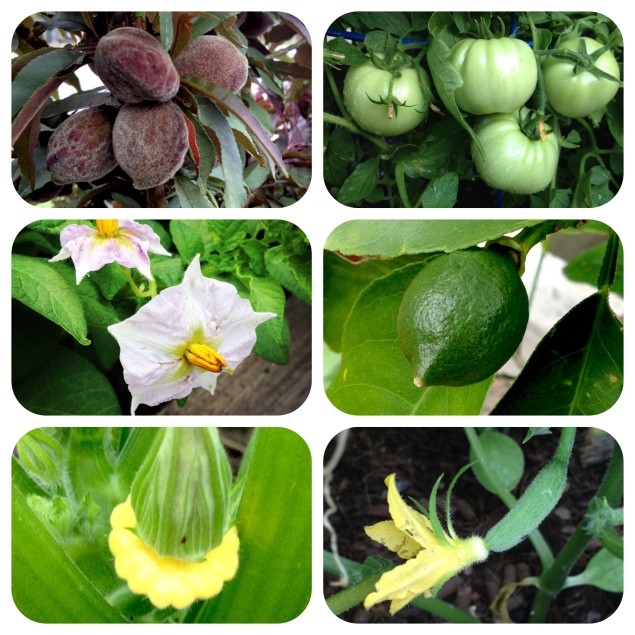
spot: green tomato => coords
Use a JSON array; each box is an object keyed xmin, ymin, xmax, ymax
[
  {"xmin": 543, "ymin": 37, "xmax": 620, "ymax": 117},
  {"xmin": 343, "ymin": 60, "xmax": 430, "ymax": 136},
  {"xmin": 471, "ymin": 108, "xmax": 560, "ymax": 195},
  {"xmin": 450, "ymin": 37, "xmax": 538, "ymax": 115}
]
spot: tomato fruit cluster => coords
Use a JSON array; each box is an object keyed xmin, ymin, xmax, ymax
[{"xmin": 324, "ymin": 12, "xmax": 623, "ymax": 207}]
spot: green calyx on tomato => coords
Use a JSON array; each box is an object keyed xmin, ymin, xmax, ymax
[
  {"xmin": 471, "ymin": 107, "xmax": 560, "ymax": 195},
  {"xmin": 343, "ymin": 55, "xmax": 431, "ymax": 136},
  {"xmin": 397, "ymin": 248, "xmax": 529, "ymax": 388},
  {"xmin": 543, "ymin": 37, "xmax": 621, "ymax": 118},
  {"xmin": 450, "ymin": 37, "xmax": 538, "ymax": 115}
]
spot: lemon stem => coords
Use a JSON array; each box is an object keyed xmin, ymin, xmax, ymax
[
  {"xmin": 507, "ymin": 220, "xmax": 587, "ymax": 274},
  {"xmin": 596, "ymin": 229, "xmax": 620, "ymax": 298}
]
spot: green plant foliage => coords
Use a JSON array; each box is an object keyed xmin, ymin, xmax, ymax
[
  {"xmin": 324, "ymin": 11, "xmax": 623, "ymax": 208},
  {"xmin": 324, "ymin": 220, "xmax": 623, "ymax": 416},
  {"xmin": 470, "ymin": 430, "xmax": 525, "ymax": 494},
  {"xmin": 563, "ymin": 548, "xmax": 623, "ymax": 593},
  {"xmin": 12, "ymin": 12, "xmax": 311, "ymax": 208},
  {"xmin": 12, "ymin": 219, "xmax": 311, "ymax": 415},
  {"xmin": 327, "ymin": 263, "xmax": 493, "ymax": 415},
  {"xmin": 189, "ymin": 428, "xmax": 311, "ymax": 623},
  {"xmin": 492, "ymin": 293, "xmax": 623, "ymax": 415},
  {"xmin": 12, "ymin": 427, "xmax": 311, "ymax": 624}
]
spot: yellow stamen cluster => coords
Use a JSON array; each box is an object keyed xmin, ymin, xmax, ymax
[
  {"xmin": 109, "ymin": 497, "xmax": 239, "ymax": 609},
  {"xmin": 95, "ymin": 219, "xmax": 119, "ymax": 237},
  {"xmin": 185, "ymin": 343, "xmax": 233, "ymax": 374},
  {"xmin": 364, "ymin": 474, "xmax": 488, "ymax": 614}
]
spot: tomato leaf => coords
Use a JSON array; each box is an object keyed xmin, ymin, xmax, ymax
[
  {"xmin": 492, "ymin": 293, "xmax": 623, "ymax": 415},
  {"xmin": 337, "ymin": 157, "xmax": 380, "ymax": 205},
  {"xmin": 572, "ymin": 165, "xmax": 614, "ymax": 207},
  {"xmin": 426, "ymin": 32, "xmax": 483, "ymax": 156},
  {"xmin": 324, "ymin": 38, "xmax": 368, "ymax": 67},
  {"xmin": 420, "ymin": 171, "xmax": 458, "ymax": 207}
]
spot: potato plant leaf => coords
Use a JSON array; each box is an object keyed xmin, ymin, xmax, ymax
[
  {"xmin": 13, "ymin": 346, "xmax": 122, "ymax": 415},
  {"xmin": 12, "ymin": 254, "xmax": 89, "ymax": 345},
  {"xmin": 492, "ymin": 293, "xmax": 623, "ymax": 415}
]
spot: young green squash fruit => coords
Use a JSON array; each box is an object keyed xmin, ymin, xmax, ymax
[{"xmin": 397, "ymin": 248, "xmax": 529, "ymax": 388}]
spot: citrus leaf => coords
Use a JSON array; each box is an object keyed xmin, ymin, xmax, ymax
[
  {"xmin": 325, "ymin": 220, "xmax": 542, "ymax": 258},
  {"xmin": 492, "ymin": 293, "xmax": 623, "ymax": 415},
  {"xmin": 327, "ymin": 263, "xmax": 491, "ymax": 415},
  {"xmin": 564, "ymin": 243, "xmax": 624, "ymax": 296}
]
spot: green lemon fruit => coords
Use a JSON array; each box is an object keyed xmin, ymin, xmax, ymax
[{"xmin": 397, "ymin": 248, "xmax": 529, "ymax": 388}]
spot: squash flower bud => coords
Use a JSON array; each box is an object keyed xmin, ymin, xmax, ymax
[{"xmin": 108, "ymin": 428, "xmax": 239, "ymax": 608}]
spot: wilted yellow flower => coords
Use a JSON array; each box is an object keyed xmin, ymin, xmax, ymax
[
  {"xmin": 364, "ymin": 473, "xmax": 488, "ymax": 615},
  {"xmin": 109, "ymin": 497, "xmax": 239, "ymax": 609}
]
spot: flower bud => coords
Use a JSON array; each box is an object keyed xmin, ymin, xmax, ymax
[{"xmin": 130, "ymin": 427, "xmax": 232, "ymax": 561}]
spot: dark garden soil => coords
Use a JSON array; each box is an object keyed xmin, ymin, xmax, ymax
[{"xmin": 323, "ymin": 427, "xmax": 622, "ymax": 624}]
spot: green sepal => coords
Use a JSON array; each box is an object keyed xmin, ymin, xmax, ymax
[{"xmin": 130, "ymin": 427, "xmax": 233, "ymax": 561}]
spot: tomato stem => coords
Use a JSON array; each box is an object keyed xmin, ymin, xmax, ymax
[
  {"xmin": 394, "ymin": 163, "xmax": 412, "ymax": 207},
  {"xmin": 323, "ymin": 113, "xmax": 391, "ymax": 151}
]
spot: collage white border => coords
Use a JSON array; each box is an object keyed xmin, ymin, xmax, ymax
[{"xmin": 2, "ymin": 1, "xmax": 632, "ymax": 632}]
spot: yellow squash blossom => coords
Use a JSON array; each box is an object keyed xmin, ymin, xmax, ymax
[
  {"xmin": 109, "ymin": 497, "xmax": 239, "ymax": 610},
  {"xmin": 364, "ymin": 473, "xmax": 488, "ymax": 614}
]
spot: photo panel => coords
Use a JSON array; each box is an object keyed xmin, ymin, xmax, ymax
[
  {"xmin": 323, "ymin": 11, "xmax": 622, "ymax": 208},
  {"xmin": 323, "ymin": 426, "xmax": 623, "ymax": 623},
  {"xmin": 324, "ymin": 219, "xmax": 623, "ymax": 415},
  {"xmin": 12, "ymin": 11, "xmax": 311, "ymax": 208},
  {"xmin": 12, "ymin": 427, "xmax": 311, "ymax": 622},
  {"xmin": 12, "ymin": 218, "xmax": 311, "ymax": 415}
]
